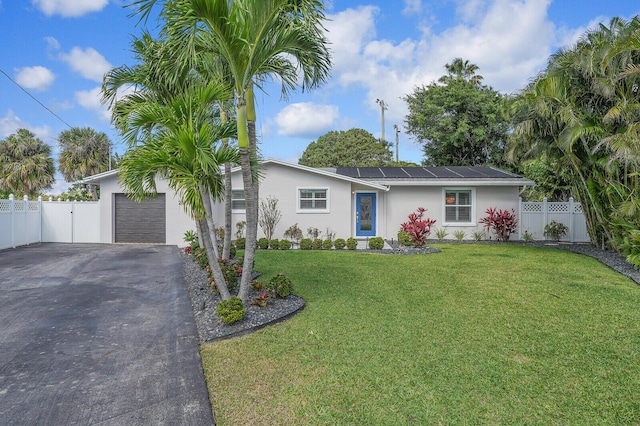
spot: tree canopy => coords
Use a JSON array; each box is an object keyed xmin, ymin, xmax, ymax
[
  {"xmin": 298, "ymin": 128, "xmax": 393, "ymax": 167},
  {"xmin": 509, "ymin": 17, "xmax": 640, "ymax": 267},
  {"xmin": 0, "ymin": 129, "xmax": 55, "ymax": 197},
  {"xmin": 404, "ymin": 58, "xmax": 509, "ymax": 167}
]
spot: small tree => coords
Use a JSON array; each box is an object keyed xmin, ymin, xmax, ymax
[
  {"xmin": 283, "ymin": 223, "xmax": 303, "ymax": 244},
  {"xmin": 258, "ymin": 196, "xmax": 282, "ymax": 241},
  {"xmin": 400, "ymin": 207, "xmax": 436, "ymax": 247},
  {"xmin": 479, "ymin": 207, "xmax": 518, "ymax": 241}
]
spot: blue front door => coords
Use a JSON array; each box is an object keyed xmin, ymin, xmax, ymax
[{"xmin": 356, "ymin": 193, "xmax": 376, "ymax": 237}]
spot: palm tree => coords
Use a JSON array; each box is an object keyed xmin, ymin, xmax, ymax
[
  {"xmin": 510, "ymin": 17, "xmax": 640, "ymax": 265},
  {"xmin": 133, "ymin": 0, "xmax": 332, "ymax": 302},
  {"xmin": 58, "ymin": 127, "xmax": 112, "ymax": 200},
  {"xmin": 0, "ymin": 129, "xmax": 55, "ymax": 197},
  {"xmin": 441, "ymin": 58, "xmax": 483, "ymax": 86},
  {"xmin": 103, "ymin": 34, "xmax": 239, "ymax": 299}
]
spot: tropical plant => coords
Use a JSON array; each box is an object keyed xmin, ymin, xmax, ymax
[
  {"xmin": 479, "ymin": 208, "xmax": 518, "ymax": 242},
  {"xmin": 400, "ymin": 207, "xmax": 437, "ymax": 247},
  {"xmin": 258, "ymin": 196, "xmax": 282, "ymax": 241},
  {"xmin": 216, "ymin": 297, "xmax": 245, "ymax": 324},
  {"xmin": 0, "ymin": 129, "xmax": 55, "ymax": 197},
  {"xmin": 453, "ymin": 230, "xmax": 466, "ymax": 241},
  {"xmin": 472, "ymin": 230, "xmax": 485, "ymax": 242},
  {"xmin": 58, "ymin": 127, "xmax": 112, "ymax": 200},
  {"xmin": 509, "ymin": 16, "xmax": 640, "ymax": 266},
  {"xmin": 102, "ymin": 33, "xmax": 238, "ymax": 300},
  {"xmin": 522, "ymin": 230, "xmax": 535, "ymax": 242},
  {"xmin": 544, "ymin": 221, "xmax": 568, "ymax": 241},
  {"xmin": 264, "ymin": 273, "xmax": 293, "ymax": 298},
  {"xmin": 132, "ymin": 0, "xmax": 332, "ymax": 303},
  {"xmin": 435, "ymin": 228, "xmax": 449, "ymax": 241}
]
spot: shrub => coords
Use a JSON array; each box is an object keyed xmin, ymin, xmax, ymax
[
  {"xmin": 400, "ymin": 207, "xmax": 437, "ymax": 247},
  {"xmin": 258, "ymin": 196, "xmax": 282, "ymax": 241},
  {"xmin": 306, "ymin": 227, "xmax": 321, "ymax": 239},
  {"xmin": 472, "ymin": 230, "xmax": 485, "ymax": 242},
  {"xmin": 323, "ymin": 239, "xmax": 333, "ymax": 250},
  {"xmin": 265, "ymin": 273, "xmax": 293, "ymax": 298},
  {"xmin": 279, "ymin": 239, "xmax": 292, "ymax": 250},
  {"xmin": 300, "ymin": 238, "xmax": 312, "ymax": 250},
  {"xmin": 453, "ymin": 230, "xmax": 466, "ymax": 241},
  {"xmin": 544, "ymin": 221, "xmax": 568, "ymax": 241},
  {"xmin": 250, "ymin": 291, "xmax": 271, "ymax": 307},
  {"xmin": 368, "ymin": 236, "xmax": 385, "ymax": 249},
  {"xmin": 269, "ymin": 238, "xmax": 280, "ymax": 250},
  {"xmin": 184, "ymin": 229, "xmax": 198, "ymax": 245},
  {"xmin": 229, "ymin": 243, "xmax": 237, "ymax": 259},
  {"xmin": 523, "ymin": 230, "xmax": 535, "ymax": 242},
  {"xmin": 235, "ymin": 237, "xmax": 246, "ymax": 249},
  {"xmin": 235, "ymin": 220, "xmax": 246, "ymax": 239},
  {"xmin": 252, "ymin": 280, "xmax": 263, "ymax": 291},
  {"xmin": 346, "ymin": 237, "xmax": 358, "ymax": 250},
  {"xmin": 435, "ymin": 228, "xmax": 448, "ymax": 241},
  {"xmin": 479, "ymin": 207, "xmax": 518, "ymax": 242},
  {"xmin": 397, "ymin": 230, "xmax": 414, "ymax": 246},
  {"xmin": 334, "ymin": 238, "xmax": 346, "ymax": 250},
  {"xmin": 283, "ymin": 223, "xmax": 303, "ymax": 244},
  {"xmin": 312, "ymin": 238, "xmax": 323, "ymax": 250},
  {"xmin": 216, "ymin": 297, "xmax": 245, "ymax": 324},
  {"xmin": 193, "ymin": 247, "xmax": 208, "ymax": 269},
  {"xmin": 258, "ymin": 237, "xmax": 269, "ymax": 249}
]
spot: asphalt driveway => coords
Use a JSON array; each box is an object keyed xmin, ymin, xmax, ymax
[{"xmin": 0, "ymin": 243, "xmax": 214, "ymax": 425}]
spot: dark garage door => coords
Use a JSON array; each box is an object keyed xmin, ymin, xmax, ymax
[{"xmin": 114, "ymin": 193, "xmax": 166, "ymax": 243}]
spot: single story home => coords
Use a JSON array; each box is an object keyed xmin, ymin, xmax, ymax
[{"xmin": 83, "ymin": 159, "xmax": 534, "ymax": 245}]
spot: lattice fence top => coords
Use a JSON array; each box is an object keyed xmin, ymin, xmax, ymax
[
  {"xmin": 548, "ymin": 203, "xmax": 569, "ymax": 213},
  {"xmin": 0, "ymin": 200, "xmax": 9, "ymax": 212},
  {"xmin": 13, "ymin": 201, "xmax": 25, "ymax": 212},
  {"xmin": 28, "ymin": 201, "xmax": 40, "ymax": 212},
  {"xmin": 574, "ymin": 204, "xmax": 583, "ymax": 213},
  {"xmin": 522, "ymin": 203, "xmax": 543, "ymax": 212}
]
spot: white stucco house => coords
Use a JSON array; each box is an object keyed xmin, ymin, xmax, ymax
[{"xmin": 83, "ymin": 159, "xmax": 534, "ymax": 245}]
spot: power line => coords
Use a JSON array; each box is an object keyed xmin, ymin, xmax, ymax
[{"xmin": 0, "ymin": 68, "xmax": 73, "ymax": 129}]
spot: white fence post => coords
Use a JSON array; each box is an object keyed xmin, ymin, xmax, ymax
[
  {"xmin": 518, "ymin": 197, "xmax": 522, "ymax": 240},
  {"xmin": 10, "ymin": 194, "xmax": 15, "ymax": 248},
  {"xmin": 568, "ymin": 197, "xmax": 575, "ymax": 243}
]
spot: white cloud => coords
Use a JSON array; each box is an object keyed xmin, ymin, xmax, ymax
[
  {"xmin": 44, "ymin": 36, "xmax": 60, "ymax": 50},
  {"xmin": 14, "ymin": 66, "xmax": 56, "ymax": 91},
  {"xmin": 75, "ymin": 86, "xmax": 110, "ymax": 120},
  {"xmin": 402, "ymin": 0, "xmax": 422, "ymax": 16},
  {"xmin": 0, "ymin": 110, "xmax": 53, "ymax": 141},
  {"xmin": 61, "ymin": 47, "xmax": 112, "ymax": 82},
  {"xmin": 32, "ymin": 0, "xmax": 108, "ymax": 17},
  {"xmin": 275, "ymin": 103, "xmax": 339, "ymax": 138}
]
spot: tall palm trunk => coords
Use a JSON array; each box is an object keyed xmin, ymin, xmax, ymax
[
  {"xmin": 223, "ymin": 162, "xmax": 232, "ymax": 259},
  {"xmin": 237, "ymin": 147, "xmax": 257, "ymax": 302},
  {"xmin": 197, "ymin": 189, "xmax": 231, "ymax": 300}
]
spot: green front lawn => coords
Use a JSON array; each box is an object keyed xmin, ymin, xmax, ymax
[{"xmin": 201, "ymin": 245, "xmax": 640, "ymax": 425}]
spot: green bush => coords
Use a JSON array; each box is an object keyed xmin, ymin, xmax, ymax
[
  {"xmin": 368, "ymin": 236, "xmax": 385, "ymax": 249},
  {"xmin": 397, "ymin": 230, "xmax": 414, "ymax": 246},
  {"xmin": 269, "ymin": 238, "xmax": 280, "ymax": 250},
  {"xmin": 312, "ymin": 238, "xmax": 323, "ymax": 250},
  {"xmin": 323, "ymin": 239, "xmax": 333, "ymax": 250},
  {"xmin": 265, "ymin": 273, "xmax": 293, "ymax": 298},
  {"xmin": 346, "ymin": 237, "xmax": 358, "ymax": 250},
  {"xmin": 216, "ymin": 297, "xmax": 245, "ymax": 325},
  {"xmin": 258, "ymin": 237, "xmax": 269, "ymax": 249},
  {"xmin": 334, "ymin": 238, "xmax": 346, "ymax": 250},
  {"xmin": 300, "ymin": 238, "xmax": 312, "ymax": 250},
  {"xmin": 193, "ymin": 247, "xmax": 209, "ymax": 268},
  {"xmin": 229, "ymin": 243, "xmax": 237, "ymax": 258},
  {"xmin": 235, "ymin": 237, "xmax": 246, "ymax": 249},
  {"xmin": 544, "ymin": 221, "xmax": 568, "ymax": 241},
  {"xmin": 453, "ymin": 230, "xmax": 466, "ymax": 241},
  {"xmin": 435, "ymin": 228, "xmax": 449, "ymax": 241},
  {"xmin": 279, "ymin": 239, "xmax": 292, "ymax": 250}
]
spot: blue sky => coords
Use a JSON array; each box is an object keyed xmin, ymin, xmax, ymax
[{"xmin": 1, "ymin": 0, "xmax": 639, "ymax": 194}]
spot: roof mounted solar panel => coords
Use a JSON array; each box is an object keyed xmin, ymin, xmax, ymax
[
  {"xmin": 356, "ymin": 167, "xmax": 385, "ymax": 178},
  {"xmin": 379, "ymin": 167, "xmax": 411, "ymax": 178}
]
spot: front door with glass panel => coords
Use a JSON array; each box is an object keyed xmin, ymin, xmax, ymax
[{"xmin": 356, "ymin": 193, "xmax": 376, "ymax": 236}]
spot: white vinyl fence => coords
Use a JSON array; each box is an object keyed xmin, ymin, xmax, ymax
[
  {"xmin": 1, "ymin": 195, "xmax": 100, "ymax": 250},
  {"xmin": 518, "ymin": 197, "xmax": 590, "ymax": 243}
]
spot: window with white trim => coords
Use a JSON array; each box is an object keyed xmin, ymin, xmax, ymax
[
  {"xmin": 297, "ymin": 188, "xmax": 329, "ymax": 212},
  {"xmin": 231, "ymin": 190, "xmax": 245, "ymax": 211},
  {"xmin": 444, "ymin": 189, "xmax": 472, "ymax": 223}
]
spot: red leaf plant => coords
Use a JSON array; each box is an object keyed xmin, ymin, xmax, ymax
[
  {"xmin": 400, "ymin": 207, "xmax": 436, "ymax": 247},
  {"xmin": 479, "ymin": 207, "xmax": 518, "ymax": 241}
]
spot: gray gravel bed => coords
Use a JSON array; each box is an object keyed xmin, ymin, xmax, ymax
[{"xmin": 181, "ymin": 252, "xmax": 305, "ymax": 343}]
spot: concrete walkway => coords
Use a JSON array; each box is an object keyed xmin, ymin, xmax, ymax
[{"xmin": 0, "ymin": 243, "xmax": 213, "ymax": 425}]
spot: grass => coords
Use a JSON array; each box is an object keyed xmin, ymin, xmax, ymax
[{"xmin": 200, "ymin": 245, "xmax": 640, "ymax": 425}]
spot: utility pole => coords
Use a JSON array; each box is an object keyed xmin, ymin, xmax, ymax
[
  {"xmin": 375, "ymin": 98, "xmax": 387, "ymax": 142},
  {"xmin": 393, "ymin": 124, "xmax": 400, "ymax": 163}
]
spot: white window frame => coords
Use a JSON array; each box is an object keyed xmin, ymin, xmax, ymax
[
  {"xmin": 442, "ymin": 188, "xmax": 475, "ymax": 226},
  {"xmin": 296, "ymin": 187, "xmax": 330, "ymax": 213},
  {"xmin": 231, "ymin": 189, "xmax": 246, "ymax": 212}
]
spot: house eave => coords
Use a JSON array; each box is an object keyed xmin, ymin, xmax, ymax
[{"xmin": 372, "ymin": 178, "xmax": 536, "ymax": 187}]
